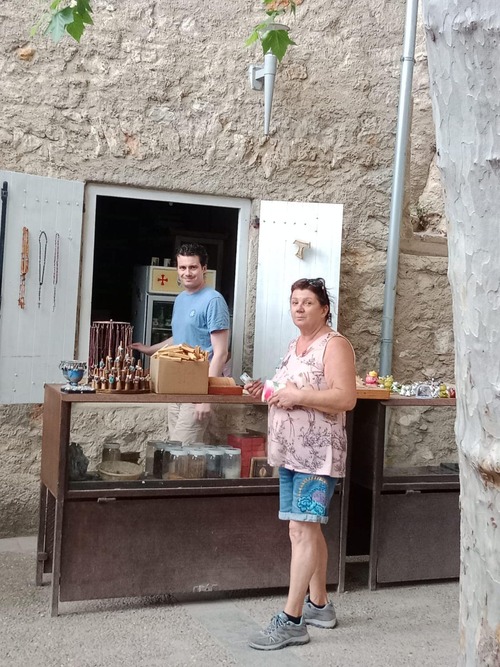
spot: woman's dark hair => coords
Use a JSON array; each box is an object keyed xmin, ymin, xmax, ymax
[
  {"xmin": 290, "ymin": 277, "xmax": 332, "ymax": 324},
  {"xmin": 175, "ymin": 243, "xmax": 209, "ymax": 268}
]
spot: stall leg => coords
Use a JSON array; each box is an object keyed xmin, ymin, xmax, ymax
[
  {"xmin": 50, "ymin": 496, "xmax": 65, "ymax": 617},
  {"xmin": 35, "ymin": 482, "xmax": 49, "ymax": 586}
]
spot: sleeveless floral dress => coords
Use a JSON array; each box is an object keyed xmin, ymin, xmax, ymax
[{"xmin": 267, "ymin": 331, "xmax": 351, "ymax": 478}]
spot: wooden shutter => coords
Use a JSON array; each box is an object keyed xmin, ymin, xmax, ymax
[
  {"xmin": 252, "ymin": 200, "xmax": 343, "ymax": 381},
  {"xmin": 0, "ymin": 171, "xmax": 84, "ymax": 403}
]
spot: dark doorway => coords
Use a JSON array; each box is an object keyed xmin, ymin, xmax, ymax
[{"xmin": 91, "ymin": 195, "xmax": 238, "ymax": 323}]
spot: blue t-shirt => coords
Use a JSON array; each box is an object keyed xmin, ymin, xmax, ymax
[{"xmin": 171, "ymin": 287, "xmax": 230, "ymax": 357}]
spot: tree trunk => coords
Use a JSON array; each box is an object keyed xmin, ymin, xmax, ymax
[{"xmin": 423, "ymin": 1, "xmax": 500, "ymax": 664}]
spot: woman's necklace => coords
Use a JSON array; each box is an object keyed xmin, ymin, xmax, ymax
[
  {"xmin": 52, "ymin": 233, "xmax": 60, "ymax": 311},
  {"xmin": 18, "ymin": 226, "xmax": 29, "ymax": 309},
  {"xmin": 38, "ymin": 231, "xmax": 48, "ymax": 308}
]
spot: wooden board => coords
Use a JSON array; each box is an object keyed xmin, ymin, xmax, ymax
[
  {"xmin": 208, "ymin": 386, "xmax": 243, "ymax": 395},
  {"xmin": 355, "ymin": 386, "xmax": 391, "ymax": 400}
]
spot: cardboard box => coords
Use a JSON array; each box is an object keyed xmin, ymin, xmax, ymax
[{"xmin": 150, "ymin": 355, "xmax": 209, "ymax": 394}]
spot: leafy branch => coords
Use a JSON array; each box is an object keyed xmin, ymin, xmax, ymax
[
  {"xmin": 246, "ymin": 0, "xmax": 303, "ymax": 62},
  {"xmin": 31, "ymin": 0, "xmax": 94, "ymax": 43}
]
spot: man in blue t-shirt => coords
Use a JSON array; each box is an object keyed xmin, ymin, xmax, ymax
[{"xmin": 131, "ymin": 243, "xmax": 230, "ymax": 442}]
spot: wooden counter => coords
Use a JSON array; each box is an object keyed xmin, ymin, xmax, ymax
[
  {"xmin": 348, "ymin": 396, "xmax": 458, "ymax": 589},
  {"xmin": 36, "ymin": 383, "xmax": 425, "ymax": 615},
  {"xmin": 39, "ymin": 384, "xmax": 387, "ymax": 616}
]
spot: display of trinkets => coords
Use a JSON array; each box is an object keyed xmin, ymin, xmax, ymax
[
  {"xmin": 364, "ymin": 370, "xmax": 456, "ymax": 398},
  {"xmin": 60, "ymin": 360, "xmax": 95, "ymax": 393},
  {"xmin": 89, "ymin": 340, "xmax": 151, "ymax": 393}
]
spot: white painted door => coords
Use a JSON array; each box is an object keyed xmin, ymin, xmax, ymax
[
  {"xmin": 252, "ymin": 200, "xmax": 343, "ymax": 381},
  {"xmin": 0, "ymin": 171, "xmax": 84, "ymax": 403}
]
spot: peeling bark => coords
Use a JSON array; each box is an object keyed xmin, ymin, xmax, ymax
[{"xmin": 423, "ymin": 1, "xmax": 500, "ymax": 664}]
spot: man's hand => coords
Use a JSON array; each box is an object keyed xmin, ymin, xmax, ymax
[
  {"xmin": 195, "ymin": 403, "xmax": 211, "ymax": 421},
  {"xmin": 130, "ymin": 342, "xmax": 149, "ymax": 355}
]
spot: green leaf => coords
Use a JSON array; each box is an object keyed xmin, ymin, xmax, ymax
[
  {"xmin": 76, "ymin": 0, "xmax": 93, "ymax": 12},
  {"xmin": 77, "ymin": 9, "xmax": 93, "ymax": 25},
  {"xmin": 261, "ymin": 29, "xmax": 295, "ymax": 61},
  {"xmin": 30, "ymin": 15, "xmax": 47, "ymax": 38},
  {"xmin": 76, "ymin": 0, "xmax": 93, "ymax": 22},
  {"xmin": 45, "ymin": 7, "xmax": 74, "ymax": 43},
  {"xmin": 66, "ymin": 13, "xmax": 85, "ymax": 42},
  {"xmin": 245, "ymin": 31, "xmax": 260, "ymax": 47},
  {"xmin": 50, "ymin": 0, "xmax": 63, "ymax": 10}
]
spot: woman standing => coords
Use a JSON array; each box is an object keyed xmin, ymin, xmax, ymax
[{"xmin": 246, "ymin": 278, "xmax": 357, "ymax": 651}]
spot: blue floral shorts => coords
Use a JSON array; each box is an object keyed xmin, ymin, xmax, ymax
[{"xmin": 278, "ymin": 467, "xmax": 338, "ymax": 525}]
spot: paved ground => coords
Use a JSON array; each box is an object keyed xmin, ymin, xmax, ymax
[{"xmin": 0, "ymin": 537, "xmax": 458, "ymax": 667}]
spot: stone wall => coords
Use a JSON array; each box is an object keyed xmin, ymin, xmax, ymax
[{"xmin": 0, "ymin": 0, "xmax": 456, "ymax": 536}]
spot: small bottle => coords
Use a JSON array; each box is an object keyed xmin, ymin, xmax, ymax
[
  {"xmin": 205, "ymin": 448, "xmax": 224, "ymax": 479},
  {"xmin": 187, "ymin": 448, "xmax": 206, "ymax": 479},
  {"xmin": 223, "ymin": 448, "xmax": 241, "ymax": 479},
  {"xmin": 145, "ymin": 441, "xmax": 165, "ymax": 477},
  {"xmin": 102, "ymin": 442, "xmax": 121, "ymax": 462}
]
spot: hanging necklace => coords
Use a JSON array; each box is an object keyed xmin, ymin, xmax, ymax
[
  {"xmin": 38, "ymin": 231, "xmax": 48, "ymax": 309},
  {"xmin": 18, "ymin": 227, "xmax": 29, "ymax": 309},
  {"xmin": 52, "ymin": 233, "xmax": 60, "ymax": 311}
]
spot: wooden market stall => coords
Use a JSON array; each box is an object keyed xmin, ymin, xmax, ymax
[{"xmin": 37, "ymin": 384, "xmax": 458, "ymax": 616}]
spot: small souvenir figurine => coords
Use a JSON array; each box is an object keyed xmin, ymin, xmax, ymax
[
  {"xmin": 381, "ymin": 375, "xmax": 394, "ymax": 390},
  {"xmin": 91, "ymin": 339, "xmax": 149, "ymax": 393},
  {"xmin": 438, "ymin": 383, "xmax": 449, "ymax": 398}
]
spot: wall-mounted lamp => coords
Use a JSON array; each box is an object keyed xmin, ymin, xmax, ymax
[{"xmin": 249, "ymin": 53, "xmax": 278, "ymax": 136}]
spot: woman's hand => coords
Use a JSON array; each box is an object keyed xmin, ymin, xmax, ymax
[
  {"xmin": 269, "ymin": 381, "xmax": 300, "ymax": 410},
  {"xmin": 245, "ymin": 379, "xmax": 264, "ymax": 399}
]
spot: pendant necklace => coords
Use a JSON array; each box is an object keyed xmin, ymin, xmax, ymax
[
  {"xmin": 18, "ymin": 226, "xmax": 29, "ymax": 309},
  {"xmin": 52, "ymin": 233, "xmax": 60, "ymax": 311},
  {"xmin": 38, "ymin": 231, "xmax": 48, "ymax": 308}
]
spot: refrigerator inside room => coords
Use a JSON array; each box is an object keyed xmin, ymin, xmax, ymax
[{"xmin": 131, "ymin": 265, "xmax": 216, "ymax": 367}]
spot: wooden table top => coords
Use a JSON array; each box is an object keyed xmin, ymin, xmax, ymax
[{"xmin": 45, "ymin": 383, "xmax": 392, "ymax": 403}]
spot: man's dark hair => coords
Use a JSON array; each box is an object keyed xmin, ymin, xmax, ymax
[{"xmin": 175, "ymin": 243, "xmax": 209, "ymax": 268}]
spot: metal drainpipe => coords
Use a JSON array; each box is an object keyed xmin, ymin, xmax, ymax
[{"xmin": 379, "ymin": 0, "xmax": 419, "ymax": 376}]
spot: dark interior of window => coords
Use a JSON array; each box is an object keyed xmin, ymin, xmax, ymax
[{"xmin": 91, "ymin": 195, "xmax": 239, "ymax": 325}]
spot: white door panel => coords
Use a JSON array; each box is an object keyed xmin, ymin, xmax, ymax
[{"xmin": 253, "ymin": 200, "xmax": 343, "ymax": 381}]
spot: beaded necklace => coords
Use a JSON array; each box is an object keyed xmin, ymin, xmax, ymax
[
  {"xmin": 38, "ymin": 231, "xmax": 48, "ymax": 308},
  {"xmin": 52, "ymin": 233, "xmax": 60, "ymax": 311},
  {"xmin": 18, "ymin": 226, "xmax": 29, "ymax": 309}
]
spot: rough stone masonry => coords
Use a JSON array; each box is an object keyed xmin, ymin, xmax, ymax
[{"xmin": 0, "ymin": 0, "xmax": 454, "ymax": 536}]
